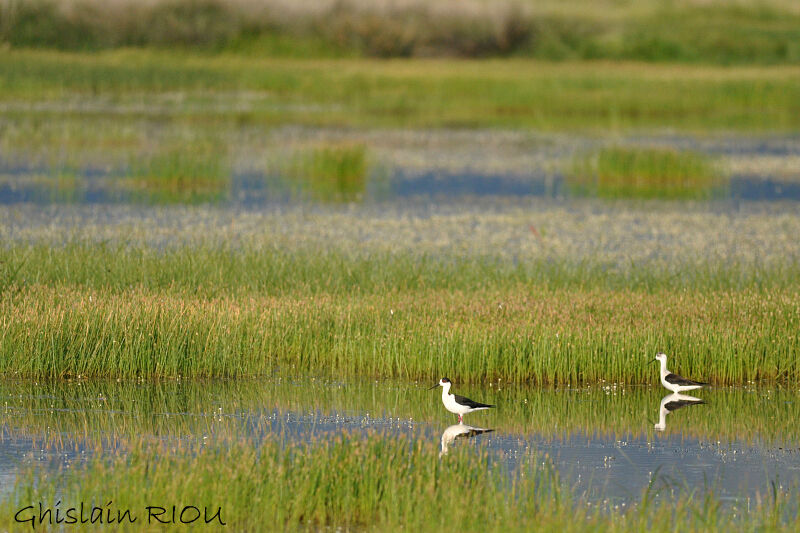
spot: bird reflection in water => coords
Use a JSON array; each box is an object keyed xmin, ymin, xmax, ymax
[
  {"xmin": 440, "ymin": 423, "xmax": 494, "ymax": 456},
  {"xmin": 654, "ymin": 392, "xmax": 705, "ymax": 431}
]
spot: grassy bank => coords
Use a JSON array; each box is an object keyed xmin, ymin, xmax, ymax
[
  {"xmin": 3, "ymin": 0, "xmax": 800, "ymax": 65},
  {"xmin": 1, "ymin": 284, "xmax": 797, "ymax": 384},
  {"xmin": 2, "ymin": 433, "xmax": 796, "ymax": 532},
  {"xmin": 2, "ymin": 50, "xmax": 800, "ymax": 131}
]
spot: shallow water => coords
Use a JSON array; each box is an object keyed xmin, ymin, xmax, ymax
[
  {"xmin": 1, "ymin": 379, "xmax": 798, "ymax": 504},
  {"xmin": 2, "ymin": 131, "xmax": 800, "ymax": 206},
  {"xmin": 2, "ymin": 166, "xmax": 800, "ymax": 206}
]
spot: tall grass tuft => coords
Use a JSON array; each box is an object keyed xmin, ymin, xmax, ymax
[
  {"xmin": 567, "ymin": 146, "xmax": 725, "ymax": 200},
  {"xmin": 286, "ymin": 143, "xmax": 368, "ymax": 202},
  {"xmin": 125, "ymin": 146, "xmax": 229, "ymax": 204}
]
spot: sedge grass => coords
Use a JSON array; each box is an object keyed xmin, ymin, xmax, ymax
[
  {"xmin": 1, "ymin": 237, "xmax": 799, "ymax": 294},
  {"xmin": 0, "ymin": 284, "xmax": 797, "ymax": 384},
  {"xmin": 125, "ymin": 145, "xmax": 229, "ymax": 204},
  {"xmin": 1, "ymin": 432, "xmax": 797, "ymax": 532},
  {"xmin": 567, "ymin": 146, "xmax": 725, "ymax": 200},
  {"xmin": 0, "ymin": 201, "xmax": 797, "ymax": 384},
  {"xmin": 285, "ymin": 143, "xmax": 368, "ymax": 202}
]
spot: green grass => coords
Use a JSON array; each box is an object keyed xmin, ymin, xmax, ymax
[
  {"xmin": 2, "ymin": 433, "xmax": 796, "ymax": 532},
  {"xmin": 0, "ymin": 202, "xmax": 797, "ymax": 383},
  {"xmin": 286, "ymin": 143, "xmax": 368, "ymax": 202},
  {"xmin": 2, "ymin": 50, "xmax": 800, "ymax": 131},
  {"xmin": 125, "ymin": 145, "xmax": 229, "ymax": 204},
  {"xmin": 0, "ymin": 242, "xmax": 797, "ymax": 297},
  {"xmin": 615, "ymin": 5, "xmax": 800, "ymax": 65},
  {"xmin": 1, "ymin": 282, "xmax": 797, "ymax": 384},
  {"xmin": 567, "ymin": 146, "xmax": 725, "ymax": 199}
]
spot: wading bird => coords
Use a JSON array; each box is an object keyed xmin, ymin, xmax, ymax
[
  {"xmin": 652, "ymin": 352, "xmax": 708, "ymax": 393},
  {"xmin": 429, "ymin": 377, "xmax": 494, "ymax": 423}
]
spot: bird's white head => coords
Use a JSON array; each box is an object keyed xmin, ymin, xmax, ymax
[
  {"xmin": 655, "ymin": 353, "xmax": 667, "ymax": 364},
  {"xmin": 429, "ymin": 377, "xmax": 452, "ymax": 391}
]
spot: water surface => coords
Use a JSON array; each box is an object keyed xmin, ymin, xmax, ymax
[
  {"xmin": 2, "ymin": 379, "xmax": 797, "ymax": 504},
  {"xmin": 3, "ymin": 131, "xmax": 800, "ymax": 205}
]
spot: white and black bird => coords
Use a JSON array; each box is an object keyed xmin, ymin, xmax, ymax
[
  {"xmin": 654, "ymin": 392, "xmax": 705, "ymax": 431},
  {"xmin": 440, "ymin": 423, "xmax": 494, "ymax": 456},
  {"xmin": 429, "ymin": 377, "xmax": 494, "ymax": 423},
  {"xmin": 652, "ymin": 352, "xmax": 708, "ymax": 393}
]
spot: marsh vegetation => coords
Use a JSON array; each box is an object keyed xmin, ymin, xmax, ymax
[
  {"xmin": 285, "ymin": 143, "xmax": 369, "ymax": 202},
  {"xmin": 2, "ymin": 379, "xmax": 799, "ymax": 531},
  {"xmin": 3, "ymin": 51, "xmax": 800, "ymax": 131},
  {"xmin": 5, "ymin": 432, "xmax": 798, "ymax": 532},
  {"xmin": 567, "ymin": 147, "xmax": 725, "ymax": 199},
  {"xmin": 3, "ymin": 0, "xmax": 800, "ymax": 64},
  {"xmin": 2, "ymin": 1, "xmax": 800, "ymax": 529}
]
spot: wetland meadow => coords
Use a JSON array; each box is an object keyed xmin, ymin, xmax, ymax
[{"xmin": 2, "ymin": 0, "xmax": 800, "ymax": 531}]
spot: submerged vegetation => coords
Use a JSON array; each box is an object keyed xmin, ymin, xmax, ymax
[{"xmin": 567, "ymin": 147, "xmax": 724, "ymax": 199}]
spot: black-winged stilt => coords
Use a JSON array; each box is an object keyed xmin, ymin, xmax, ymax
[
  {"xmin": 654, "ymin": 392, "xmax": 705, "ymax": 431},
  {"xmin": 428, "ymin": 377, "xmax": 494, "ymax": 423},
  {"xmin": 652, "ymin": 352, "xmax": 708, "ymax": 393}
]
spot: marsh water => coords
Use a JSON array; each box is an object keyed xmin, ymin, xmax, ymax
[
  {"xmin": 2, "ymin": 131, "xmax": 800, "ymax": 206},
  {"xmin": 2, "ymin": 379, "xmax": 798, "ymax": 504}
]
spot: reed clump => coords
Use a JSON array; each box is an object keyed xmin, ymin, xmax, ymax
[
  {"xmin": 567, "ymin": 147, "xmax": 725, "ymax": 199},
  {"xmin": 286, "ymin": 143, "xmax": 368, "ymax": 202},
  {"xmin": 125, "ymin": 146, "xmax": 229, "ymax": 204}
]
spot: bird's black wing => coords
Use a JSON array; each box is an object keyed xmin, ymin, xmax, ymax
[
  {"xmin": 664, "ymin": 373, "xmax": 707, "ymax": 386},
  {"xmin": 459, "ymin": 428, "xmax": 495, "ymax": 439},
  {"xmin": 453, "ymin": 394, "xmax": 495, "ymax": 409},
  {"xmin": 664, "ymin": 399, "xmax": 705, "ymax": 412}
]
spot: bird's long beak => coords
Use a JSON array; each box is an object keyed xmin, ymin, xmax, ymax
[
  {"xmin": 649, "ymin": 359, "xmax": 658, "ymax": 365},
  {"xmin": 428, "ymin": 384, "xmax": 439, "ymax": 390}
]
